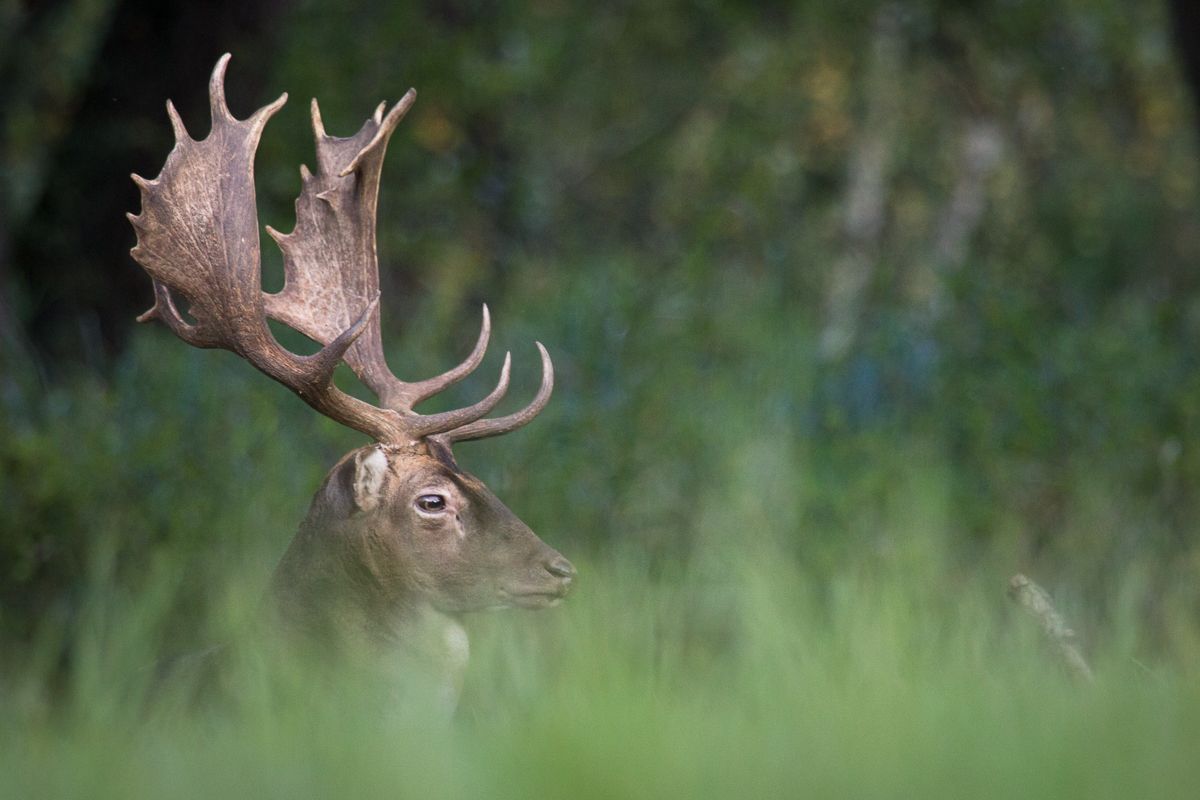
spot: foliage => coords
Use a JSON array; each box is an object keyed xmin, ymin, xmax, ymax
[
  {"xmin": 4, "ymin": 0, "xmax": 1200, "ymax": 792},
  {"xmin": 0, "ymin": 333, "xmax": 361, "ymax": 650},
  {"xmin": 4, "ymin": 540, "xmax": 1200, "ymax": 799}
]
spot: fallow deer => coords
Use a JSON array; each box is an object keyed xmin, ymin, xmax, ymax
[{"xmin": 128, "ymin": 54, "xmax": 575, "ymax": 703}]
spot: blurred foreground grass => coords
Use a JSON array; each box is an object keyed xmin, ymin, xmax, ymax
[
  {"xmin": 3, "ymin": 545, "xmax": 1200, "ymax": 799},
  {"xmin": 5, "ymin": 320, "xmax": 1200, "ymax": 798}
]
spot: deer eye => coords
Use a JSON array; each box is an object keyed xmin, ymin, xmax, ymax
[{"xmin": 416, "ymin": 495, "xmax": 446, "ymax": 513}]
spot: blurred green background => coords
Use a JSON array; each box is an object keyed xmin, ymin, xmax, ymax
[{"xmin": 5, "ymin": 0, "xmax": 1200, "ymax": 795}]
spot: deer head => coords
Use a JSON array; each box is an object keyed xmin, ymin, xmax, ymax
[{"xmin": 128, "ymin": 55, "xmax": 575, "ymax": 693}]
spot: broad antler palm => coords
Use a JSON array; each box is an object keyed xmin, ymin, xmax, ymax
[{"xmin": 129, "ymin": 54, "xmax": 551, "ymax": 446}]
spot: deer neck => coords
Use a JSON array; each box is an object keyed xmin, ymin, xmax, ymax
[
  {"xmin": 270, "ymin": 531, "xmax": 471, "ymax": 707},
  {"xmin": 268, "ymin": 502, "xmax": 459, "ymax": 658},
  {"xmin": 390, "ymin": 605, "xmax": 470, "ymax": 706}
]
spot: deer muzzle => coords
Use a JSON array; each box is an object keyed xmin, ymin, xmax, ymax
[{"xmin": 501, "ymin": 549, "xmax": 577, "ymax": 609}]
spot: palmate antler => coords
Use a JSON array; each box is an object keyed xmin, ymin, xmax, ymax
[{"xmin": 129, "ymin": 54, "xmax": 551, "ymax": 446}]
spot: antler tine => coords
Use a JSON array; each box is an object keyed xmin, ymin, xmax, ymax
[
  {"xmin": 208, "ymin": 53, "xmax": 238, "ymax": 124},
  {"xmin": 441, "ymin": 343, "xmax": 554, "ymax": 443},
  {"xmin": 406, "ymin": 352, "xmax": 512, "ymax": 438},
  {"xmin": 383, "ymin": 305, "xmax": 491, "ymax": 410},
  {"xmin": 130, "ymin": 54, "xmax": 408, "ymax": 444}
]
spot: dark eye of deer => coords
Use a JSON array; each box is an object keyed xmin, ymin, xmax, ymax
[{"xmin": 416, "ymin": 495, "xmax": 446, "ymax": 513}]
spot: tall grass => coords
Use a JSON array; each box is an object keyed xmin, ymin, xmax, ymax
[
  {"xmin": 7, "ymin": 2, "xmax": 1200, "ymax": 794},
  {"xmin": 4, "ymin": 515, "xmax": 1199, "ymax": 798},
  {"xmin": 5, "ymin": 328, "xmax": 1200, "ymax": 797}
]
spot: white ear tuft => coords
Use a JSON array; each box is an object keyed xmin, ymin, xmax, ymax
[{"xmin": 352, "ymin": 447, "xmax": 389, "ymax": 512}]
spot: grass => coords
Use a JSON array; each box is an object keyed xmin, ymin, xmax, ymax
[
  {"xmin": 7, "ymin": 1, "xmax": 1200, "ymax": 793},
  {"xmin": 5, "ymin": 334, "xmax": 1200, "ymax": 798},
  {"xmin": 3, "ymin": 534, "xmax": 1200, "ymax": 799}
]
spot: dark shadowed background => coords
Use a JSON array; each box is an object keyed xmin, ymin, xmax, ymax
[{"xmin": 4, "ymin": 0, "xmax": 1200, "ymax": 667}]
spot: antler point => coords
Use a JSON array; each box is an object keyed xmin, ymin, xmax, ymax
[
  {"xmin": 311, "ymin": 98, "xmax": 327, "ymax": 138},
  {"xmin": 166, "ymin": 101, "xmax": 189, "ymax": 142},
  {"xmin": 337, "ymin": 96, "xmax": 414, "ymax": 177},
  {"xmin": 209, "ymin": 54, "xmax": 234, "ymax": 124},
  {"xmin": 385, "ymin": 92, "xmax": 417, "ymax": 127}
]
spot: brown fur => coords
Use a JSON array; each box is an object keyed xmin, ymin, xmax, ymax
[
  {"xmin": 269, "ymin": 442, "xmax": 575, "ymax": 693},
  {"xmin": 128, "ymin": 56, "xmax": 574, "ymax": 706}
]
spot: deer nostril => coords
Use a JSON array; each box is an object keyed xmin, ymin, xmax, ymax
[{"xmin": 545, "ymin": 555, "xmax": 576, "ymax": 581}]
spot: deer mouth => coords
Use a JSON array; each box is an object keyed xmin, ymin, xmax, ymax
[
  {"xmin": 496, "ymin": 551, "xmax": 576, "ymax": 609},
  {"xmin": 500, "ymin": 584, "xmax": 573, "ymax": 609}
]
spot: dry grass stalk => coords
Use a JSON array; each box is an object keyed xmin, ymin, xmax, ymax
[{"xmin": 1008, "ymin": 574, "xmax": 1095, "ymax": 685}]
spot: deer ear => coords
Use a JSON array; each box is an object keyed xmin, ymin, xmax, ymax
[{"xmin": 352, "ymin": 447, "xmax": 389, "ymax": 512}]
